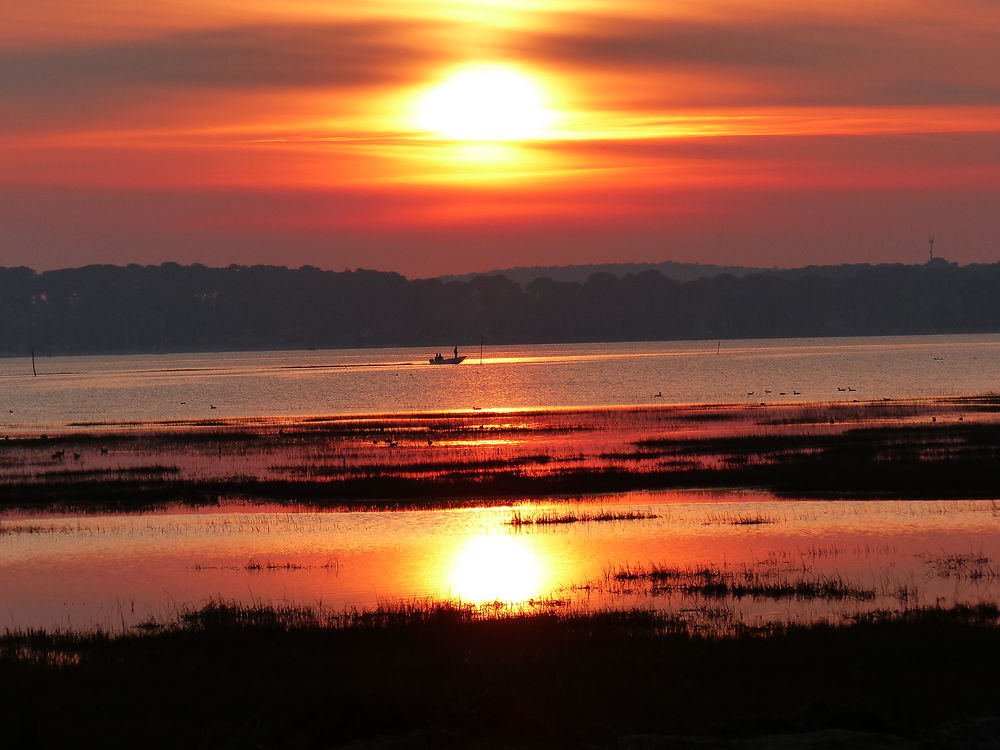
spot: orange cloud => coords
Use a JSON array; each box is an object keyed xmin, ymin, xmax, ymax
[{"xmin": 2, "ymin": 0, "xmax": 1000, "ymax": 275}]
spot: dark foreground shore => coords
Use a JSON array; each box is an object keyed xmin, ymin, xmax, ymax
[
  {"xmin": 2, "ymin": 602, "xmax": 999, "ymax": 749},
  {"xmin": 2, "ymin": 395, "xmax": 1000, "ymax": 510}
]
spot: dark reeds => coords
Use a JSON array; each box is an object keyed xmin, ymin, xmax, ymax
[
  {"xmin": 506, "ymin": 509, "xmax": 659, "ymax": 526},
  {"xmin": 702, "ymin": 512, "xmax": 778, "ymax": 525},
  {"xmin": 919, "ymin": 552, "xmax": 997, "ymax": 580},
  {"xmin": 607, "ymin": 562, "xmax": 875, "ymax": 601},
  {"xmin": 2, "ymin": 600, "xmax": 999, "ymax": 749},
  {"xmin": 4, "ymin": 397, "xmax": 1000, "ymax": 511}
]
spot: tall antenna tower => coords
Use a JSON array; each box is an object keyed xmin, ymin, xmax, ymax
[{"xmin": 928, "ymin": 234, "xmax": 935, "ymax": 261}]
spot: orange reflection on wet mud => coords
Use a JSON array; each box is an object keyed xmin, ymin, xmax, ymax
[{"xmin": 447, "ymin": 533, "xmax": 547, "ymax": 604}]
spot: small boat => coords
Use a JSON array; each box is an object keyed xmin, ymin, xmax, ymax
[{"xmin": 429, "ymin": 355, "xmax": 466, "ymax": 365}]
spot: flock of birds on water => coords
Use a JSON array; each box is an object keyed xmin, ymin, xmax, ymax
[
  {"xmin": 2, "ymin": 383, "xmax": 888, "ymax": 438},
  {"xmin": 49, "ymin": 446, "xmax": 110, "ymax": 461},
  {"xmin": 649, "ymin": 387, "xmax": 856, "ymax": 398}
]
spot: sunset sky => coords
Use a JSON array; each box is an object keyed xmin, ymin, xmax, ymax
[{"xmin": 3, "ymin": 0, "xmax": 999, "ymax": 276}]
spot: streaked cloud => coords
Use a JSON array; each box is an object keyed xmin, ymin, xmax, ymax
[
  {"xmin": 0, "ymin": 20, "xmax": 448, "ymax": 132},
  {"xmin": 511, "ymin": 10, "xmax": 1000, "ymax": 108},
  {"xmin": 1, "ymin": 22, "xmax": 442, "ymax": 92},
  {"xmin": 2, "ymin": 0, "xmax": 999, "ymax": 273}
]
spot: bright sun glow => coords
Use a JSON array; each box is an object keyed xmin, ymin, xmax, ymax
[
  {"xmin": 449, "ymin": 534, "xmax": 544, "ymax": 603},
  {"xmin": 415, "ymin": 65, "xmax": 555, "ymax": 141}
]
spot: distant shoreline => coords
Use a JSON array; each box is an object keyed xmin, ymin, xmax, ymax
[
  {"xmin": 4, "ymin": 328, "xmax": 1000, "ymax": 361},
  {"xmin": 3, "ymin": 258, "xmax": 999, "ymax": 355}
]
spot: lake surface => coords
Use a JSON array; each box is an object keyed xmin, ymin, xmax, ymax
[
  {"xmin": 3, "ymin": 333, "xmax": 1000, "ymax": 430},
  {"xmin": 3, "ymin": 334, "xmax": 1000, "ymax": 633},
  {"xmin": 2, "ymin": 492, "xmax": 998, "ymax": 631}
]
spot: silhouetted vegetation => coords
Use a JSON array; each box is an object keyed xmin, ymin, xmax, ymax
[
  {"xmin": 506, "ymin": 509, "xmax": 658, "ymax": 526},
  {"xmin": 439, "ymin": 258, "xmax": 766, "ymax": 285},
  {"xmin": 608, "ymin": 562, "xmax": 875, "ymax": 600},
  {"xmin": 2, "ymin": 600, "xmax": 999, "ymax": 748},
  {"xmin": 2, "ymin": 257, "xmax": 999, "ymax": 354},
  {"xmin": 4, "ymin": 399, "xmax": 1000, "ymax": 510}
]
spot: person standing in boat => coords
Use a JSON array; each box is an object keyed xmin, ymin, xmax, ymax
[{"xmin": 453, "ymin": 346, "xmax": 458, "ymax": 359}]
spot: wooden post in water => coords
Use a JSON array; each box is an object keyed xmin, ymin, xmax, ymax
[
  {"xmin": 31, "ymin": 347, "xmax": 37, "ymax": 377},
  {"xmin": 480, "ymin": 336, "xmax": 483, "ymax": 366}
]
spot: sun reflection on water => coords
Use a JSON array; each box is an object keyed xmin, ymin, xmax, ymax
[{"xmin": 448, "ymin": 533, "xmax": 545, "ymax": 604}]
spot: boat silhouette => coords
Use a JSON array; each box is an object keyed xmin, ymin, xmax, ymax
[{"xmin": 429, "ymin": 354, "xmax": 466, "ymax": 365}]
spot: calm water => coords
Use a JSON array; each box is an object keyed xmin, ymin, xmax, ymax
[
  {"xmin": 2, "ymin": 493, "xmax": 998, "ymax": 631},
  {"xmin": 3, "ymin": 333, "xmax": 1000, "ymax": 632},
  {"xmin": 2, "ymin": 333, "xmax": 1000, "ymax": 430}
]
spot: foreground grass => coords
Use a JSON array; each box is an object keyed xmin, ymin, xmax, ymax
[{"xmin": 2, "ymin": 601, "xmax": 999, "ymax": 749}]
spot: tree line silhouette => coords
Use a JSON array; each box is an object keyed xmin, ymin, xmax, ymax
[{"xmin": 1, "ymin": 258, "xmax": 999, "ymax": 355}]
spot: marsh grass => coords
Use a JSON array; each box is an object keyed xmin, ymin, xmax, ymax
[
  {"xmin": 798, "ymin": 543, "xmax": 844, "ymax": 558},
  {"xmin": 702, "ymin": 512, "xmax": 778, "ymax": 525},
  {"xmin": 240, "ymin": 559, "xmax": 340, "ymax": 572},
  {"xmin": 919, "ymin": 552, "xmax": 997, "ymax": 580},
  {"xmin": 608, "ymin": 562, "xmax": 876, "ymax": 601},
  {"xmin": 4, "ymin": 596, "xmax": 994, "ymax": 640},
  {"xmin": 2, "ymin": 598, "xmax": 1000, "ymax": 748},
  {"xmin": 6, "ymin": 397, "xmax": 1000, "ymax": 510},
  {"xmin": 756, "ymin": 402, "xmax": 924, "ymax": 426},
  {"xmin": 0, "ymin": 522, "xmax": 67, "ymax": 535},
  {"xmin": 32, "ymin": 466, "xmax": 181, "ymax": 480},
  {"xmin": 506, "ymin": 509, "xmax": 659, "ymax": 526},
  {"xmin": 271, "ymin": 453, "xmax": 554, "ymax": 479},
  {"xmin": 244, "ymin": 560, "xmax": 305, "ymax": 571}
]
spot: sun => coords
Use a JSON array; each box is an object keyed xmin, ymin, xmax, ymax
[
  {"xmin": 414, "ymin": 65, "xmax": 555, "ymax": 141},
  {"xmin": 448, "ymin": 534, "xmax": 544, "ymax": 603}
]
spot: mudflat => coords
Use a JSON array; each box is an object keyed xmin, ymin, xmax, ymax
[{"xmin": 3, "ymin": 395, "xmax": 999, "ymax": 510}]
